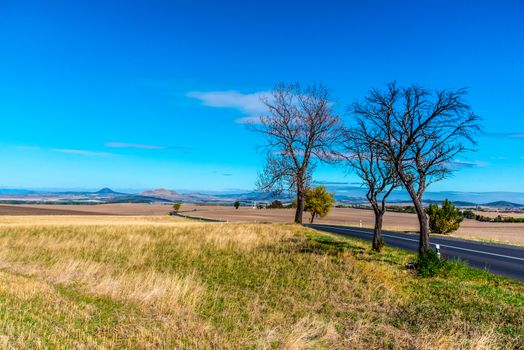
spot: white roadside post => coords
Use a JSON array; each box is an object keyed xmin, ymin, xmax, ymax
[
  {"xmin": 435, "ymin": 244, "xmax": 441, "ymax": 258},
  {"xmin": 359, "ymin": 220, "xmax": 362, "ymax": 228}
]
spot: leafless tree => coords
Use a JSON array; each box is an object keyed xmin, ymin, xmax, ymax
[
  {"xmin": 253, "ymin": 83, "xmax": 342, "ymax": 224},
  {"xmin": 351, "ymin": 83, "xmax": 480, "ymax": 254},
  {"xmin": 342, "ymin": 127, "xmax": 398, "ymax": 252}
]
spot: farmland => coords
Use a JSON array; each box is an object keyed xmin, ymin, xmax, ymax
[
  {"xmin": 0, "ymin": 216, "xmax": 521, "ymax": 349},
  {"xmin": 1, "ymin": 204, "xmax": 523, "ymax": 245}
]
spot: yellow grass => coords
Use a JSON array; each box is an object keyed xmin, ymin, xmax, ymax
[
  {"xmin": 0, "ymin": 216, "xmax": 521, "ymax": 349},
  {"xmin": 3, "ymin": 204, "xmax": 523, "ymax": 244}
]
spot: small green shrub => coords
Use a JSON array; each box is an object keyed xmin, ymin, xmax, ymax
[
  {"xmin": 460, "ymin": 209, "xmax": 476, "ymax": 219},
  {"xmin": 416, "ymin": 249, "xmax": 448, "ymax": 277},
  {"xmin": 304, "ymin": 186, "xmax": 335, "ymax": 223},
  {"xmin": 426, "ymin": 199, "xmax": 463, "ymax": 234},
  {"xmin": 233, "ymin": 201, "xmax": 240, "ymax": 209}
]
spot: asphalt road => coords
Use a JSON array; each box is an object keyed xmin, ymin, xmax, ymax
[{"xmin": 306, "ymin": 224, "xmax": 524, "ymax": 281}]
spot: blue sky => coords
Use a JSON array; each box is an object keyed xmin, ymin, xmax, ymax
[{"xmin": 0, "ymin": 0, "xmax": 523, "ymax": 192}]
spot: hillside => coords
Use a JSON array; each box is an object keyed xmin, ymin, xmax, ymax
[
  {"xmin": 1, "ymin": 187, "xmax": 524, "ymax": 208},
  {"xmin": 139, "ymin": 188, "xmax": 186, "ymax": 201},
  {"xmin": 482, "ymin": 201, "xmax": 524, "ymax": 208},
  {"xmin": 0, "ymin": 218, "xmax": 521, "ymax": 349}
]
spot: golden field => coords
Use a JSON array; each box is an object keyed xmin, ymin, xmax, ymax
[
  {"xmin": 1, "ymin": 204, "xmax": 523, "ymax": 244},
  {"xmin": 0, "ymin": 216, "xmax": 521, "ymax": 349}
]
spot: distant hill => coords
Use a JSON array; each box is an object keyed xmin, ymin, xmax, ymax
[
  {"xmin": 1, "ymin": 187, "xmax": 524, "ymax": 208},
  {"xmin": 95, "ymin": 188, "xmax": 121, "ymax": 195},
  {"xmin": 481, "ymin": 201, "xmax": 524, "ymax": 208},
  {"xmin": 423, "ymin": 199, "xmax": 477, "ymax": 207},
  {"xmin": 140, "ymin": 188, "xmax": 186, "ymax": 201},
  {"xmin": 451, "ymin": 201, "xmax": 478, "ymax": 207}
]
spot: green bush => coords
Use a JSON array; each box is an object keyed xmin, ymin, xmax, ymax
[
  {"xmin": 386, "ymin": 205, "xmax": 416, "ymax": 214},
  {"xmin": 416, "ymin": 249, "xmax": 448, "ymax": 277},
  {"xmin": 460, "ymin": 209, "xmax": 476, "ymax": 219},
  {"xmin": 233, "ymin": 201, "xmax": 240, "ymax": 209},
  {"xmin": 172, "ymin": 203, "xmax": 182, "ymax": 212},
  {"xmin": 304, "ymin": 186, "xmax": 335, "ymax": 223},
  {"xmin": 426, "ymin": 199, "xmax": 463, "ymax": 234}
]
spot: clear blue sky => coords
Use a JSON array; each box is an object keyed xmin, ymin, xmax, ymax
[{"xmin": 1, "ymin": 0, "xmax": 523, "ymax": 192}]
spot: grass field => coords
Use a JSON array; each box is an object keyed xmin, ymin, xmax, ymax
[{"xmin": 0, "ymin": 216, "xmax": 522, "ymax": 349}]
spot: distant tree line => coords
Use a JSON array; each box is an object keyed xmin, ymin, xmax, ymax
[
  {"xmin": 251, "ymin": 81, "xmax": 480, "ymax": 260},
  {"xmin": 460, "ymin": 209, "xmax": 524, "ymax": 223}
]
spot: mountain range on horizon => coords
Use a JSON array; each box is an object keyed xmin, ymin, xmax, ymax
[{"xmin": 0, "ymin": 187, "xmax": 524, "ymax": 209}]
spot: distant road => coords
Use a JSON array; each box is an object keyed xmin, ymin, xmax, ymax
[{"xmin": 306, "ymin": 224, "xmax": 524, "ymax": 281}]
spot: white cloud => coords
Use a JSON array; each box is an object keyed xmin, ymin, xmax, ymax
[
  {"xmin": 105, "ymin": 142, "xmax": 165, "ymax": 149},
  {"xmin": 447, "ymin": 160, "xmax": 489, "ymax": 168},
  {"xmin": 484, "ymin": 132, "xmax": 524, "ymax": 139},
  {"xmin": 187, "ymin": 90, "xmax": 269, "ymax": 115},
  {"xmin": 51, "ymin": 149, "xmax": 114, "ymax": 157},
  {"xmin": 234, "ymin": 116, "xmax": 262, "ymax": 125}
]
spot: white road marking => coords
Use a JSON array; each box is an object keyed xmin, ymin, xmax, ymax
[{"xmin": 311, "ymin": 225, "xmax": 524, "ymax": 262}]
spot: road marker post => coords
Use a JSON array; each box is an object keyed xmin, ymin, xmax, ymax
[{"xmin": 435, "ymin": 244, "xmax": 441, "ymax": 258}]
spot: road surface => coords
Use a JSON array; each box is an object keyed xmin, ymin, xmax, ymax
[{"xmin": 306, "ymin": 224, "xmax": 524, "ymax": 281}]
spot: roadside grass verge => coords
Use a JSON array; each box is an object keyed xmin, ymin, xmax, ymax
[{"xmin": 0, "ymin": 218, "xmax": 521, "ymax": 349}]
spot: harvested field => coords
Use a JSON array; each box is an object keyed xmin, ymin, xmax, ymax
[
  {"xmin": 0, "ymin": 203, "xmax": 173, "ymax": 216},
  {"xmin": 184, "ymin": 206, "xmax": 524, "ymax": 245},
  {"xmin": 1, "ymin": 204, "xmax": 523, "ymax": 244},
  {"xmin": 474, "ymin": 211, "xmax": 524, "ymax": 219}
]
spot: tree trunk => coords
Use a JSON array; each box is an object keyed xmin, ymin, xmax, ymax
[
  {"xmin": 402, "ymin": 183, "xmax": 430, "ymax": 254},
  {"xmin": 412, "ymin": 196, "xmax": 430, "ymax": 254},
  {"xmin": 372, "ymin": 210, "xmax": 384, "ymax": 252},
  {"xmin": 295, "ymin": 191, "xmax": 305, "ymax": 224},
  {"xmin": 310, "ymin": 212, "xmax": 316, "ymax": 224}
]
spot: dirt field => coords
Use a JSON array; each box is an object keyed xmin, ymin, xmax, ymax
[
  {"xmin": 183, "ymin": 205, "xmax": 524, "ymax": 245},
  {"xmin": 1, "ymin": 203, "xmax": 523, "ymax": 244},
  {"xmin": 474, "ymin": 210, "xmax": 524, "ymax": 219},
  {"xmin": 0, "ymin": 203, "xmax": 173, "ymax": 216}
]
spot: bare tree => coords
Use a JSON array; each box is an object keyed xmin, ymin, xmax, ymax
[
  {"xmin": 253, "ymin": 83, "xmax": 342, "ymax": 224},
  {"xmin": 351, "ymin": 83, "xmax": 480, "ymax": 254},
  {"xmin": 342, "ymin": 127, "xmax": 398, "ymax": 252}
]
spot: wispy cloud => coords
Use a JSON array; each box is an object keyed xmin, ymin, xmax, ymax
[
  {"xmin": 234, "ymin": 116, "xmax": 262, "ymax": 125},
  {"xmin": 483, "ymin": 132, "xmax": 524, "ymax": 139},
  {"xmin": 314, "ymin": 180, "xmax": 350, "ymax": 186},
  {"xmin": 222, "ymin": 173, "xmax": 233, "ymax": 176},
  {"xmin": 187, "ymin": 90, "xmax": 269, "ymax": 115},
  {"xmin": 51, "ymin": 149, "xmax": 114, "ymax": 157},
  {"xmin": 105, "ymin": 142, "xmax": 165, "ymax": 149},
  {"xmin": 447, "ymin": 160, "xmax": 489, "ymax": 168}
]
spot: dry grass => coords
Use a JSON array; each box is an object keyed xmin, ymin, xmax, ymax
[
  {"xmin": 0, "ymin": 215, "xmax": 181, "ymax": 226},
  {"xmin": 3, "ymin": 204, "xmax": 524, "ymax": 244},
  {"xmin": 0, "ymin": 216, "xmax": 521, "ymax": 349}
]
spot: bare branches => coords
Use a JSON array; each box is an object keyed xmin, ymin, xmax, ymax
[
  {"xmin": 342, "ymin": 126, "xmax": 398, "ymax": 213},
  {"xmin": 252, "ymin": 82, "xmax": 342, "ymax": 223},
  {"xmin": 349, "ymin": 82, "xmax": 481, "ymax": 253}
]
